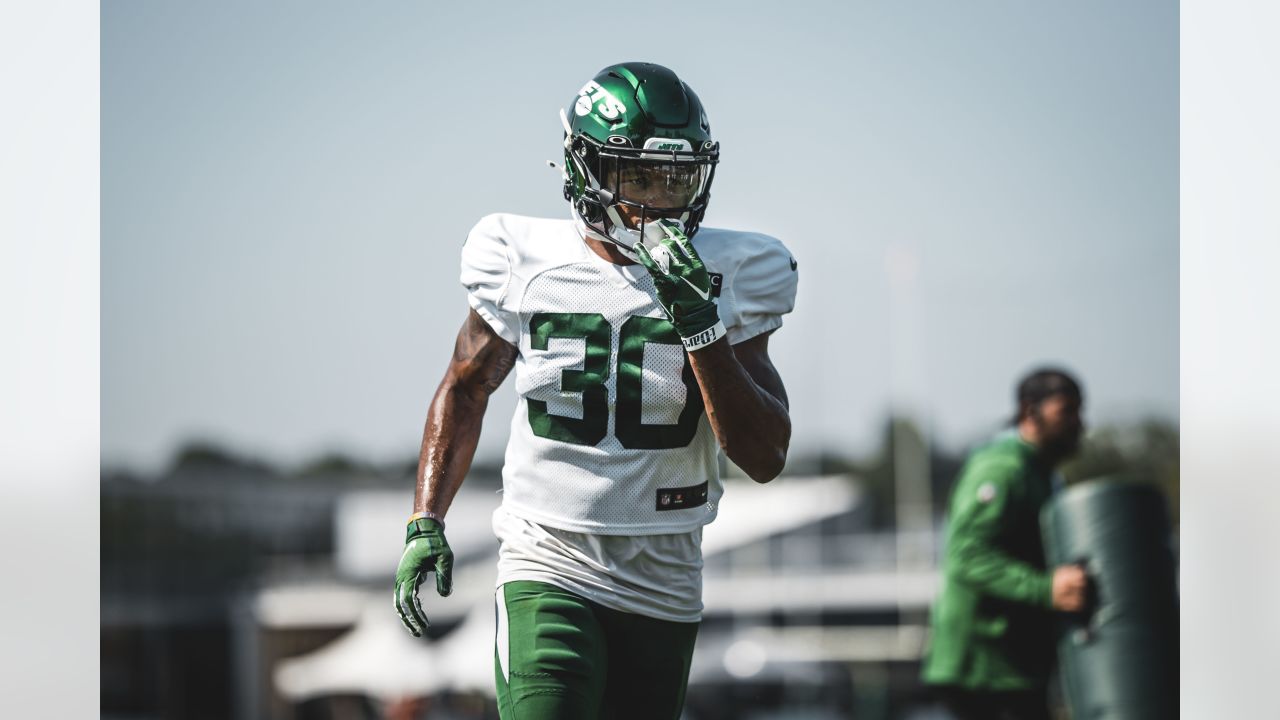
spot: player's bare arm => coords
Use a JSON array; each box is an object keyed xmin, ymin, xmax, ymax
[
  {"xmin": 415, "ymin": 308, "xmax": 517, "ymax": 517},
  {"xmin": 634, "ymin": 220, "xmax": 793, "ymax": 483},
  {"xmin": 687, "ymin": 331, "xmax": 790, "ymax": 483},
  {"xmin": 395, "ymin": 308, "xmax": 515, "ymax": 636}
]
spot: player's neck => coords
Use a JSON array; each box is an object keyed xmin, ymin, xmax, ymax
[
  {"xmin": 1017, "ymin": 422, "xmax": 1035, "ymax": 441},
  {"xmin": 1016, "ymin": 423, "xmax": 1045, "ymax": 452},
  {"xmin": 583, "ymin": 235, "xmax": 638, "ymax": 266},
  {"xmin": 1017, "ymin": 423, "xmax": 1067, "ymax": 466}
]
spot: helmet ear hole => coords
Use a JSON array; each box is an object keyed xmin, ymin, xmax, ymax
[{"xmin": 575, "ymin": 198, "xmax": 602, "ymax": 223}]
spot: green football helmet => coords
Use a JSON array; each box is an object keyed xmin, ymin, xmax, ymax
[{"xmin": 559, "ymin": 62, "xmax": 720, "ymax": 258}]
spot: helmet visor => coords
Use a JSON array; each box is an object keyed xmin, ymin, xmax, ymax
[{"xmin": 605, "ymin": 159, "xmax": 708, "ymax": 211}]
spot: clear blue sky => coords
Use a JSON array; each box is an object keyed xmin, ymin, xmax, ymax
[{"xmin": 102, "ymin": 1, "xmax": 1177, "ymax": 472}]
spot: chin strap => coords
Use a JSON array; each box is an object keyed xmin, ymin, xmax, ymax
[
  {"xmin": 603, "ymin": 206, "xmax": 642, "ymax": 248},
  {"xmin": 573, "ymin": 208, "xmax": 642, "ymax": 261}
]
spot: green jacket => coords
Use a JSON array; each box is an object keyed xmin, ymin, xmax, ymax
[{"xmin": 922, "ymin": 433, "xmax": 1057, "ymax": 691}]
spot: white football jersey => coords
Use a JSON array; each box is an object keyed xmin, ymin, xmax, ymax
[{"xmin": 461, "ymin": 212, "xmax": 797, "ymax": 536}]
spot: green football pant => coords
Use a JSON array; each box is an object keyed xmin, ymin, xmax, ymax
[{"xmin": 494, "ymin": 580, "xmax": 700, "ymax": 720}]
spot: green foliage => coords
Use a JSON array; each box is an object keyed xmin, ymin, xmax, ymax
[
  {"xmin": 168, "ymin": 441, "xmax": 276, "ymax": 479},
  {"xmin": 833, "ymin": 416, "xmax": 961, "ymax": 529},
  {"xmin": 294, "ymin": 452, "xmax": 376, "ymax": 479},
  {"xmin": 857, "ymin": 418, "xmax": 922, "ymax": 528},
  {"xmin": 1059, "ymin": 420, "xmax": 1180, "ymax": 523},
  {"xmin": 800, "ymin": 417, "xmax": 1179, "ymax": 530}
]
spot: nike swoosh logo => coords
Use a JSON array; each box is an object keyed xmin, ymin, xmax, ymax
[{"xmin": 680, "ymin": 276, "xmax": 712, "ymax": 301}]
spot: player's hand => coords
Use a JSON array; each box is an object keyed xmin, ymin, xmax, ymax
[
  {"xmin": 635, "ymin": 219, "xmax": 725, "ymax": 351},
  {"xmin": 1051, "ymin": 564, "xmax": 1089, "ymax": 612},
  {"xmin": 393, "ymin": 517, "xmax": 454, "ymax": 636}
]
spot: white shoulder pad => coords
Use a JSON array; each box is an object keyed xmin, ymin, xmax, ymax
[
  {"xmin": 460, "ymin": 214, "xmax": 518, "ymax": 343},
  {"xmin": 694, "ymin": 228, "xmax": 798, "ymax": 344}
]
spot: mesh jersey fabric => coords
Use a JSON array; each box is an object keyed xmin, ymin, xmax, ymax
[{"xmin": 460, "ymin": 212, "xmax": 797, "ymax": 536}]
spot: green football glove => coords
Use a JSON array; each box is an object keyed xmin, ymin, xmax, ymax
[
  {"xmin": 635, "ymin": 219, "xmax": 726, "ymax": 351},
  {"xmin": 393, "ymin": 515, "xmax": 453, "ymax": 637}
]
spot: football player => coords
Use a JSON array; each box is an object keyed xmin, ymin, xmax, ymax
[{"xmin": 394, "ymin": 62, "xmax": 798, "ymax": 719}]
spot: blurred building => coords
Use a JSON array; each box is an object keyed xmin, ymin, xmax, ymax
[{"xmin": 102, "ymin": 457, "xmax": 947, "ymax": 720}]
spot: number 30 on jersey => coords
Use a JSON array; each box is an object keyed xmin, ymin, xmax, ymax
[{"xmin": 526, "ymin": 312, "xmax": 704, "ymax": 450}]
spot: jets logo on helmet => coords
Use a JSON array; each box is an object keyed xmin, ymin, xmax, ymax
[
  {"xmin": 646, "ymin": 139, "xmax": 690, "ymax": 153},
  {"xmin": 575, "ymin": 81, "xmax": 627, "ymax": 120},
  {"xmin": 559, "ymin": 62, "xmax": 720, "ymax": 261}
]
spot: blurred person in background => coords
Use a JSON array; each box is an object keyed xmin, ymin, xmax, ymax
[
  {"xmin": 392, "ymin": 62, "xmax": 798, "ymax": 719},
  {"xmin": 922, "ymin": 368, "xmax": 1090, "ymax": 720}
]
